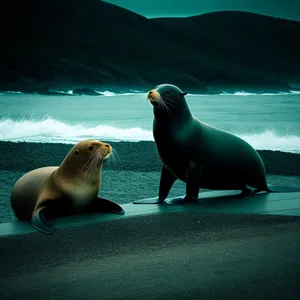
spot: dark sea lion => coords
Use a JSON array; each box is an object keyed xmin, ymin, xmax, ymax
[
  {"xmin": 134, "ymin": 84, "xmax": 300, "ymax": 205},
  {"xmin": 10, "ymin": 139, "xmax": 124, "ymax": 234}
]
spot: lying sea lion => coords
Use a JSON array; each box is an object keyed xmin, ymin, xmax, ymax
[
  {"xmin": 11, "ymin": 139, "xmax": 124, "ymax": 233},
  {"xmin": 134, "ymin": 84, "xmax": 300, "ymax": 205}
]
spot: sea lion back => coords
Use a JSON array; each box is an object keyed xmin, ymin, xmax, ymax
[{"xmin": 10, "ymin": 167, "xmax": 57, "ymax": 220}]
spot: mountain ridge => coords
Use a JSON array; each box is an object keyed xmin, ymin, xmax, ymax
[{"xmin": 0, "ymin": 0, "xmax": 299, "ymax": 93}]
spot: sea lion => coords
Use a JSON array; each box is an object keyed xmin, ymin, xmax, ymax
[
  {"xmin": 10, "ymin": 139, "xmax": 124, "ymax": 234},
  {"xmin": 133, "ymin": 83, "xmax": 300, "ymax": 205}
]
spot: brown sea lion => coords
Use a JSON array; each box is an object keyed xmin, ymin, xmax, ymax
[{"xmin": 10, "ymin": 139, "xmax": 124, "ymax": 233}]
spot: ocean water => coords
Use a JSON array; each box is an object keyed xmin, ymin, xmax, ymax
[{"xmin": 0, "ymin": 91, "xmax": 300, "ymax": 153}]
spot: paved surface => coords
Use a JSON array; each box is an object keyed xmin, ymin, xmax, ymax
[
  {"xmin": 1, "ymin": 190, "xmax": 300, "ymax": 237},
  {"xmin": 1, "ymin": 212, "xmax": 300, "ymax": 300}
]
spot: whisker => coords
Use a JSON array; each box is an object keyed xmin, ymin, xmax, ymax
[
  {"xmin": 85, "ymin": 152, "xmax": 101, "ymax": 181},
  {"xmin": 90, "ymin": 155, "xmax": 99, "ymax": 175},
  {"xmin": 81, "ymin": 152, "xmax": 96, "ymax": 173},
  {"xmin": 161, "ymin": 96, "xmax": 176, "ymax": 108},
  {"xmin": 137, "ymin": 94, "xmax": 149, "ymax": 109},
  {"xmin": 109, "ymin": 149, "xmax": 120, "ymax": 168},
  {"xmin": 158, "ymin": 98, "xmax": 172, "ymax": 115},
  {"xmin": 83, "ymin": 151, "xmax": 99, "ymax": 181},
  {"xmin": 84, "ymin": 155, "xmax": 95, "ymax": 181},
  {"xmin": 159, "ymin": 101, "xmax": 169, "ymax": 115}
]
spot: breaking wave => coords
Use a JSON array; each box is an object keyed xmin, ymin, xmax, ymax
[{"xmin": 0, "ymin": 117, "xmax": 299, "ymax": 153}]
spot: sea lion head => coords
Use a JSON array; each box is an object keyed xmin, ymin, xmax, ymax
[
  {"xmin": 59, "ymin": 139, "xmax": 112, "ymax": 178},
  {"xmin": 147, "ymin": 84, "xmax": 188, "ymax": 115}
]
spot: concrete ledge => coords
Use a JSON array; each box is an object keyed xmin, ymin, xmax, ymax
[{"xmin": 1, "ymin": 190, "xmax": 300, "ymax": 237}]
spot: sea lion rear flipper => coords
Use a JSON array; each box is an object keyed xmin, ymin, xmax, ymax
[
  {"xmin": 92, "ymin": 197, "xmax": 124, "ymax": 215},
  {"xmin": 133, "ymin": 166, "xmax": 177, "ymax": 204},
  {"xmin": 32, "ymin": 207, "xmax": 54, "ymax": 234}
]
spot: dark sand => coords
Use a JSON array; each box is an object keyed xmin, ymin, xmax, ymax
[
  {"xmin": 0, "ymin": 141, "xmax": 300, "ymax": 223},
  {"xmin": 1, "ymin": 213, "xmax": 300, "ymax": 300}
]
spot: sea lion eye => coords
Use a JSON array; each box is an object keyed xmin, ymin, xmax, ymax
[
  {"xmin": 88, "ymin": 146, "xmax": 94, "ymax": 151},
  {"xmin": 75, "ymin": 150, "xmax": 79, "ymax": 155},
  {"xmin": 165, "ymin": 90, "xmax": 171, "ymax": 97}
]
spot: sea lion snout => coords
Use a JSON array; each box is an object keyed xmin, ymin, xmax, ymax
[
  {"xmin": 147, "ymin": 89, "xmax": 160, "ymax": 105},
  {"xmin": 87, "ymin": 141, "xmax": 111, "ymax": 156},
  {"xmin": 100, "ymin": 142, "xmax": 112, "ymax": 159}
]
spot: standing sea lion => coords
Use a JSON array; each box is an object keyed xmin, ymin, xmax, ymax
[
  {"xmin": 134, "ymin": 84, "xmax": 300, "ymax": 205},
  {"xmin": 11, "ymin": 139, "xmax": 124, "ymax": 234}
]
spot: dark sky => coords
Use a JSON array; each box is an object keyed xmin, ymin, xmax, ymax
[{"xmin": 103, "ymin": 0, "xmax": 300, "ymax": 21}]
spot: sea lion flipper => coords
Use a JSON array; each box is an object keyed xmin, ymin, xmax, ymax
[
  {"xmin": 165, "ymin": 163, "xmax": 202, "ymax": 205},
  {"xmin": 185, "ymin": 162, "xmax": 203, "ymax": 201},
  {"xmin": 31, "ymin": 207, "xmax": 54, "ymax": 234},
  {"xmin": 158, "ymin": 166, "xmax": 177, "ymax": 199},
  {"xmin": 239, "ymin": 185, "xmax": 259, "ymax": 199},
  {"xmin": 133, "ymin": 166, "xmax": 176, "ymax": 204},
  {"xmin": 92, "ymin": 197, "xmax": 124, "ymax": 215}
]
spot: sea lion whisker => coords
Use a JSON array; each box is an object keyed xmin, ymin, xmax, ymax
[
  {"xmin": 87, "ymin": 156, "xmax": 97, "ymax": 178},
  {"xmin": 156, "ymin": 99, "xmax": 166, "ymax": 113},
  {"xmin": 83, "ymin": 157, "xmax": 93, "ymax": 181},
  {"xmin": 161, "ymin": 96, "xmax": 176, "ymax": 107},
  {"xmin": 140, "ymin": 93, "xmax": 150, "ymax": 105},
  {"xmin": 88, "ymin": 151, "xmax": 101, "ymax": 174},
  {"xmin": 158, "ymin": 100, "xmax": 170, "ymax": 115},
  {"xmin": 110, "ymin": 149, "xmax": 120, "ymax": 167},
  {"xmin": 93, "ymin": 151, "xmax": 102, "ymax": 171},
  {"xmin": 83, "ymin": 150, "xmax": 100, "ymax": 176},
  {"xmin": 138, "ymin": 94, "xmax": 147, "ymax": 107},
  {"xmin": 161, "ymin": 96, "xmax": 174, "ymax": 108},
  {"xmin": 84, "ymin": 154, "xmax": 98, "ymax": 181},
  {"xmin": 81, "ymin": 151, "xmax": 97, "ymax": 172},
  {"xmin": 158, "ymin": 98, "xmax": 172, "ymax": 115}
]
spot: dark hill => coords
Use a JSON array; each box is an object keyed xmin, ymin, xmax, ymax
[
  {"xmin": 151, "ymin": 11, "xmax": 300, "ymax": 91},
  {"xmin": 0, "ymin": 1, "xmax": 300, "ymax": 93},
  {"xmin": 0, "ymin": 0, "xmax": 200, "ymax": 91}
]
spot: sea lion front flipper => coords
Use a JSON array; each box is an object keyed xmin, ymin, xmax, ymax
[
  {"xmin": 91, "ymin": 197, "xmax": 124, "ymax": 215},
  {"xmin": 185, "ymin": 162, "xmax": 203, "ymax": 201},
  {"xmin": 239, "ymin": 185, "xmax": 259, "ymax": 199},
  {"xmin": 133, "ymin": 166, "xmax": 177, "ymax": 204},
  {"xmin": 31, "ymin": 206, "xmax": 54, "ymax": 234},
  {"xmin": 166, "ymin": 163, "xmax": 202, "ymax": 205}
]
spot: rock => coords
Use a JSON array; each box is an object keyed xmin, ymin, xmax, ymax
[{"xmin": 72, "ymin": 88, "xmax": 102, "ymax": 96}]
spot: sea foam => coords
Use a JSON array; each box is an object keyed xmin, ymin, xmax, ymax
[{"xmin": 0, "ymin": 117, "xmax": 299, "ymax": 153}]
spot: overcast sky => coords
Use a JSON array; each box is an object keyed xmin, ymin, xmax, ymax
[{"xmin": 103, "ymin": 0, "xmax": 300, "ymax": 21}]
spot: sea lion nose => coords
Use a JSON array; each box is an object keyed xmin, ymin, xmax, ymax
[
  {"xmin": 149, "ymin": 91, "xmax": 152, "ymax": 94},
  {"xmin": 104, "ymin": 144, "xmax": 110, "ymax": 148}
]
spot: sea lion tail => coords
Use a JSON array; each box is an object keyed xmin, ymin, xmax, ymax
[{"xmin": 267, "ymin": 185, "xmax": 300, "ymax": 193}]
